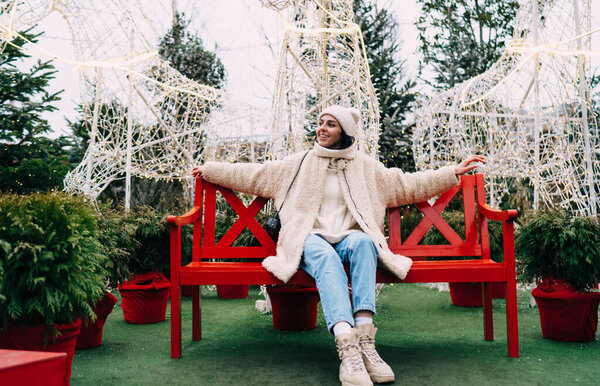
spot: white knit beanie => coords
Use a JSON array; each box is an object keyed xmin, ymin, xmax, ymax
[{"xmin": 319, "ymin": 105, "xmax": 361, "ymax": 137}]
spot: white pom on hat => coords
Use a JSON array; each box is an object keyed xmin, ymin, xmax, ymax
[{"xmin": 319, "ymin": 105, "xmax": 361, "ymax": 137}]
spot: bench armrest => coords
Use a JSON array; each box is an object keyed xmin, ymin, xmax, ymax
[
  {"xmin": 478, "ymin": 203, "xmax": 518, "ymax": 222},
  {"xmin": 167, "ymin": 206, "xmax": 202, "ymax": 227}
]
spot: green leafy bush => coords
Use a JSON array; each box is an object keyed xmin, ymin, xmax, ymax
[
  {"xmin": 98, "ymin": 205, "xmax": 192, "ymax": 282},
  {"xmin": 96, "ymin": 204, "xmax": 138, "ymax": 286},
  {"xmin": 516, "ymin": 210, "xmax": 600, "ymax": 291},
  {"xmin": 0, "ymin": 192, "xmax": 107, "ymax": 329}
]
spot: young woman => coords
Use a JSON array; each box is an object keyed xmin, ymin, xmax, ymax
[{"xmin": 192, "ymin": 105, "xmax": 483, "ymax": 386}]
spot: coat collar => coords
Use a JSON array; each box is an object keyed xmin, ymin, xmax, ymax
[{"xmin": 312, "ymin": 142, "xmax": 357, "ymax": 160}]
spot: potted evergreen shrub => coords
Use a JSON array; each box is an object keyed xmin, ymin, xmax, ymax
[
  {"xmin": 73, "ymin": 203, "xmax": 135, "ymax": 349},
  {"xmin": 109, "ymin": 206, "xmax": 172, "ymax": 324},
  {"xmin": 422, "ymin": 210, "xmax": 505, "ymax": 306},
  {"xmin": 0, "ymin": 192, "xmax": 108, "ymax": 379},
  {"xmin": 517, "ymin": 210, "xmax": 600, "ymax": 342}
]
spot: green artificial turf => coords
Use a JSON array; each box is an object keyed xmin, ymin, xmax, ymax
[{"xmin": 71, "ymin": 284, "xmax": 600, "ymax": 385}]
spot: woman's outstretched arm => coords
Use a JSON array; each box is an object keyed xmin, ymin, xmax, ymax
[{"xmin": 379, "ymin": 155, "xmax": 485, "ymax": 207}]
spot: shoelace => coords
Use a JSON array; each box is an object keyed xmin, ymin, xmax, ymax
[
  {"xmin": 338, "ymin": 343, "xmax": 367, "ymax": 373},
  {"xmin": 359, "ymin": 335, "xmax": 384, "ymax": 364}
]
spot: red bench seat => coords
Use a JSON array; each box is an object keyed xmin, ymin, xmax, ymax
[{"xmin": 168, "ymin": 173, "xmax": 519, "ymax": 359}]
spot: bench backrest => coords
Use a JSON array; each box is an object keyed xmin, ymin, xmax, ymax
[{"xmin": 193, "ymin": 173, "xmax": 491, "ymax": 262}]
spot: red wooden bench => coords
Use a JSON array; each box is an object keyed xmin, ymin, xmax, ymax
[{"xmin": 168, "ymin": 173, "xmax": 519, "ymax": 359}]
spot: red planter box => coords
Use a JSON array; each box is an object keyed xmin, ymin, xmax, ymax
[
  {"xmin": 76, "ymin": 291, "xmax": 118, "ymax": 349},
  {"xmin": 118, "ymin": 272, "xmax": 170, "ymax": 324},
  {"xmin": 532, "ymin": 278, "xmax": 600, "ymax": 342},
  {"xmin": 267, "ymin": 286, "xmax": 320, "ymax": 331},
  {"xmin": 0, "ymin": 319, "xmax": 81, "ymax": 382},
  {"xmin": 0, "ymin": 349, "xmax": 69, "ymax": 386},
  {"xmin": 217, "ymin": 285, "xmax": 249, "ymax": 299}
]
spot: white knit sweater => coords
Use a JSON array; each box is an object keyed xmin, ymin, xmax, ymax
[
  {"xmin": 311, "ymin": 145, "xmax": 359, "ymax": 243},
  {"xmin": 202, "ymin": 142, "xmax": 459, "ymax": 283},
  {"xmin": 311, "ymin": 163, "xmax": 360, "ymax": 243}
]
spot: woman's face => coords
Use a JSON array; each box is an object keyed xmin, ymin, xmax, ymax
[{"xmin": 316, "ymin": 114, "xmax": 343, "ymax": 149}]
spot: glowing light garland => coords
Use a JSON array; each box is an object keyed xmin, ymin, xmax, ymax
[
  {"xmin": 2, "ymin": 0, "xmax": 381, "ymax": 207},
  {"xmin": 268, "ymin": 0, "xmax": 380, "ymax": 159},
  {"xmin": 1, "ymin": 0, "xmax": 272, "ymax": 206},
  {"xmin": 414, "ymin": 0, "xmax": 599, "ymax": 216}
]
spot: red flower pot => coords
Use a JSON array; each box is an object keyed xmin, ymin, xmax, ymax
[
  {"xmin": 532, "ymin": 278, "xmax": 600, "ymax": 342},
  {"xmin": 449, "ymin": 282, "xmax": 483, "ymax": 307},
  {"xmin": 118, "ymin": 272, "xmax": 170, "ymax": 324},
  {"xmin": 266, "ymin": 286, "xmax": 320, "ymax": 331},
  {"xmin": 217, "ymin": 285, "xmax": 249, "ymax": 299},
  {"xmin": 181, "ymin": 285, "xmax": 195, "ymax": 297},
  {"xmin": 0, "ymin": 318, "xmax": 82, "ymax": 382},
  {"xmin": 492, "ymin": 282, "xmax": 506, "ymax": 299},
  {"xmin": 76, "ymin": 291, "xmax": 118, "ymax": 349},
  {"xmin": 449, "ymin": 282, "xmax": 506, "ymax": 306}
]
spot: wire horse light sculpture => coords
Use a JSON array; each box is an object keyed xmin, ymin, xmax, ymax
[
  {"xmin": 414, "ymin": 0, "xmax": 599, "ymax": 216},
  {"xmin": 1, "ymin": 0, "xmax": 270, "ymax": 206},
  {"xmin": 264, "ymin": 0, "xmax": 380, "ymax": 159},
  {"xmin": 1, "ymin": 0, "xmax": 381, "ymax": 207}
]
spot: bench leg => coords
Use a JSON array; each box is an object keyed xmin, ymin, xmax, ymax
[
  {"xmin": 506, "ymin": 277, "xmax": 520, "ymax": 358},
  {"xmin": 482, "ymin": 282, "xmax": 494, "ymax": 341},
  {"xmin": 171, "ymin": 283, "xmax": 182, "ymax": 358},
  {"xmin": 192, "ymin": 286, "xmax": 201, "ymax": 341}
]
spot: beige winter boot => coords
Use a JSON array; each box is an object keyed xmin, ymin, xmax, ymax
[
  {"xmin": 335, "ymin": 329, "xmax": 373, "ymax": 386},
  {"xmin": 357, "ymin": 324, "xmax": 395, "ymax": 383}
]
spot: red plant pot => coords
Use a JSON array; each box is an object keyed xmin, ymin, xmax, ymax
[
  {"xmin": 449, "ymin": 282, "xmax": 483, "ymax": 307},
  {"xmin": 492, "ymin": 282, "xmax": 506, "ymax": 299},
  {"xmin": 76, "ymin": 291, "xmax": 118, "ymax": 349},
  {"xmin": 0, "ymin": 318, "xmax": 82, "ymax": 382},
  {"xmin": 266, "ymin": 286, "xmax": 320, "ymax": 331},
  {"xmin": 181, "ymin": 285, "xmax": 196, "ymax": 297},
  {"xmin": 449, "ymin": 282, "xmax": 506, "ymax": 306},
  {"xmin": 532, "ymin": 278, "xmax": 600, "ymax": 342},
  {"xmin": 118, "ymin": 272, "xmax": 170, "ymax": 324},
  {"xmin": 217, "ymin": 285, "xmax": 249, "ymax": 299}
]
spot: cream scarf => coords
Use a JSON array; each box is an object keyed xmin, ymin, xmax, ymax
[{"xmin": 311, "ymin": 142, "xmax": 361, "ymax": 243}]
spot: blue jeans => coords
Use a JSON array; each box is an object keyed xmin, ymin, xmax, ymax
[{"xmin": 301, "ymin": 232, "xmax": 378, "ymax": 332}]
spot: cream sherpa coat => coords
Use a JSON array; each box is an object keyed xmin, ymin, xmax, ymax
[{"xmin": 202, "ymin": 143, "xmax": 459, "ymax": 283}]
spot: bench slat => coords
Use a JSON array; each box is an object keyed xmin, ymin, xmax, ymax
[
  {"xmin": 391, "ymin": 244, "xmax": 483, "ymax": 256},
  {"xmin": 199, "ymin": 246, "xmax": 276, "ymax": 259},
  {"xmin": 179, "ymin": 260, "xmax": 507, "ymax": 286}
]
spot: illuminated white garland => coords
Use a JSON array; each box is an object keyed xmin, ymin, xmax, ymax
[
  {"xmin": 268, "ymin": 0, "xmax": 380, "ymax": 159},
  {"xmin": 1, "ymin": 0, "xmax": 270, "ymax": 206},
  {"xmin": 414, "ymin": 0, "xmax": 599, "ymax": 216},
  {"xmin": 1, "ymin": 0, "xmax": 380, "ymax": 206}
]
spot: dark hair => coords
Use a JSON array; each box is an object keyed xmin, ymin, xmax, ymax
[{"xmin": 338, "ymin": 130, "xmax": 355, "ymax": 149}]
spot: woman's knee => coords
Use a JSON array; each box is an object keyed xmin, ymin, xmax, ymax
[
  {"xmin": 346, "ymin": 233, "xmax": 378, "ymax": 265},
  {"xmin": 302, "ymin": 235, "xmax": 344, "ymax": 271},
  {"xmin": 346, "ymin": 232, "xmax": 377, "ymax": 252}
]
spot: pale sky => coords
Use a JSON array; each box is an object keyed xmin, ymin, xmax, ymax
[{"xmin": 20, "ymin": 0, "xmax": 600, "ymax": 137}]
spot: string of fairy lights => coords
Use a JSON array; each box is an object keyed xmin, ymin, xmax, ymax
[
  {"xmin": 0, "ymin": 0, "xmax": 279, "ymax": 206},
  {"xmin": 414, "ymin": 0, "xmax": 600, "ymax": 216},
  {"xmin": 265, "ymin": 0, "xmax": 380, "ymax": 159},
  {"xmin": 1, "ymin": 0, "xmax": 380, "ymax": 206}
]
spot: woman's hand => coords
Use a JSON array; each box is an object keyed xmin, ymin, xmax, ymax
[
  {"xmin": 191, "ymin": 166, "xmax": 203, "ymax": 177},
  {"xmin": 454, "ymin": 155, "xmax": 485, "ymax": 176}
]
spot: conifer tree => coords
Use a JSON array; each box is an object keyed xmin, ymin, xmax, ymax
[
  {"xmin": 354, "ymin": 0, "xmax": 417, "ymax": 171},
  {"xmin": 0, "ymin": 28, "xmax": 67, "ymax": 193},
  {"xmin": 416, "ymin": 0, "xmax": 519, "ymax": 89}
]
